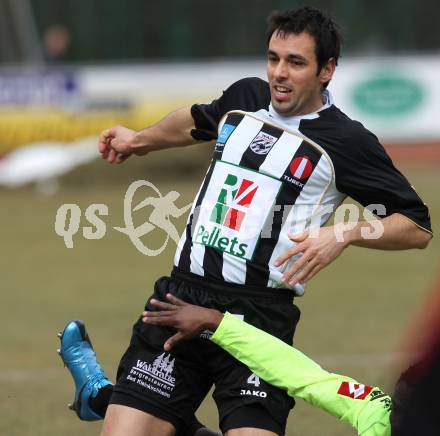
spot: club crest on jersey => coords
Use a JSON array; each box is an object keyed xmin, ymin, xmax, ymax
[
  {"xmin": 249, "ymin": 132, "xmax": 277, "ymax": 155},
  {"xmin": 337, "ymin": 381, "xmax": 373, "ymax": 400},
  {"xmin": 210, "ymin": 173, "xmax": 258, "ymax": 231}
]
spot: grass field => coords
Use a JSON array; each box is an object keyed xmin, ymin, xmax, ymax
[{"xmin": 1, "ymin": 149, "xmax": 439, "ymax": 436}]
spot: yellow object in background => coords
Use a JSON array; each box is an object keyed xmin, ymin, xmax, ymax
[{"xmin": 0, "ymin": 104, "xmax": 175, "ymax": 154}]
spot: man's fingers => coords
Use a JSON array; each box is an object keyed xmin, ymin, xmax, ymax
[
  {"xmin": 98, "ymin": 129, "xmax": 114, "ymax": 153},
  {"xmin": 164, "ymin": 332, "xmax": 184, "ymax": 352},
  {"xmin": 291, "ymin": 261, "xmax": 321, "ymax": 285},
  {"xmin": 165, "ymin": 294, "xmax": 187, "ymax": 306},
  {"xmin": 142, "ymin": 313, "xmax": 175, "ymax": 326},
  {"xmin": 99, "ymin": 142, "xmax": 109, "ymax": 159},
  {"xmin": 116, "ymin": 153, "xmax": 130, "ymax": 164},
  {"xmin": 98, "ymin": 129, "xmax": 109, "ymax": 151},
  {"xmin": 282, "ymin": 253, "xmax": 311, "ymax": 283},
  {"xmin": 99, "ymin": 127, "xmax": 121, "ymax": 162},
  {"xmin": 149, "ymin": 299, "xmax": 176, "ymax": 311},
  {"xmin": 274, "ymin": 243, "xmax": 305, "ymax": 267},
  {"xmin": 142, "ymin": 310, "xmax": 172, "ymax": 319},
  {"xmin": 107, "ymin": 148, "xmax": 117, "ymax": 163},
  {"xmin": 288, "ymin": 231, "xmax": 309, "ymax": 242},
  {"xmin": 300, "ymin": 263, "xmax": 322, "ymax": 284},
  {"xmin": 292, "ymin": 258, "xmax": 317, "ymax": 284}
]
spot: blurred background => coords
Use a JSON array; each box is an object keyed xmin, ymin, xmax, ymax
[{"xmin": 0, "ymin": 1, "xmax": 439, "ymax": 435}]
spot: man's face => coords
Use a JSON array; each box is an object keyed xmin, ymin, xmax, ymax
[{"xmin": 267, "ymin": 31, "xmax": 333, "ymax": 117}]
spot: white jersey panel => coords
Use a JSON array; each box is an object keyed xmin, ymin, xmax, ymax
[
  {"xmin": 221, "ymin": 116, "xmax": 264, "ymax": 164},
  {"xmin": 222, "ymin": 254, "xmax": 247, "ymax": 284},
  {"xmin": 259, "ymin": 131, "xmax": 303, "ymax": 178},
  {"xmin": 267, "ymin": 152, "xmax": 337, "ymax": 292}
]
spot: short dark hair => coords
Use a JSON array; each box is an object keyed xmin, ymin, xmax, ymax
[{"xmin": 266, "ymin": 7, "xmax": 342, "ymax": 82}]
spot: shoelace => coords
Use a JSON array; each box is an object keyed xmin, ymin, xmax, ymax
[{"xmin": 85, "ymin": 371, "xmax": 108, "ymax": 397}]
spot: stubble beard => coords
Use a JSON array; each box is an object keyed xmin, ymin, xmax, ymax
[{"xmin": 271, "ymin": 98, "xmax": 299, "ymax": 117}]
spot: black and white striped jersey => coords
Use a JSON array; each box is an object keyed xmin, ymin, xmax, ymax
[{"xmin": 173, "ymin": 77, "xmax": 431, "ymax": 294}]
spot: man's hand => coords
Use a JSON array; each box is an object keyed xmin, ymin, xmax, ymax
[
  {"xmin": 98, "ymin": 125, "xmax": 146, "ymax": 164},
  {"xmin": 142, "ymin": 294, "xmax": 224, "ymax": 351},
  {"xmin": 98, "ymin": 107, "xmax": 199, "ymax": 165},
  {"xmin": 275, "ymin": 225, "xmax": 349, "ymax": 286}
]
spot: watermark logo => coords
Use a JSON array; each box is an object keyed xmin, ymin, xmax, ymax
[
  {"xmin": 55, "ymin": 179, "xmax": 387, "ymax": 256},
  {"xmin": 54, "ymin": 180, "xmax": 191, "ymax": 255},
  {"xmin": 114, "ymin": 180, "xmax": 191, "ymax": 256}
]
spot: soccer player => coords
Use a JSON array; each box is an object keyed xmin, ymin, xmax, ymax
[{"xmin": 66, "ymin": 6, "xmax": 432, "ymax": 436}]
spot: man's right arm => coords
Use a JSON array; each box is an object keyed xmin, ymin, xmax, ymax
[
  {"xmin": 99, "ymin": 77, "xmax": 271, "ymax": 164},
  {"xmin": 212, "ymin": 312, "xmax": 392, "ymax": 436},
  {"xmin": 99, "ymin": 106, "xmax": 201, "ymax": 164}
]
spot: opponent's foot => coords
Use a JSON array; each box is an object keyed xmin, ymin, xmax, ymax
[
  {"xmin": 57, "ymin": 320, "xmax": 112, "ymax": 421},
  {"xmin": 183, "ymin": 416, "xmax": 221, "ymax": 436},
  {"xmin": 193, "ymin": 427, "xmax": 222, "ymax": 436}
]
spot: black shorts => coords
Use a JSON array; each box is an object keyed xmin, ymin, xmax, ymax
[{"xmin": 110, "ymin": 268, "xmax": 301, "ymax": 435}]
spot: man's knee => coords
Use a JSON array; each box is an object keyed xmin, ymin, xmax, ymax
[{"xmin": 101, "ymin": 404, "xmax": 175, "ymax": 436}]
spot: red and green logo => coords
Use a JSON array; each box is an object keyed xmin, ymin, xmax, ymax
[{"xmin": 210, "ymin": 174, "xmax": 258, "ymax": 231}]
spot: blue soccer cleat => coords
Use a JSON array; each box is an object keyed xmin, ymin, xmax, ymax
[{"xmin": 57, "ymin": 320, "xmax": 112, "ymax": 421}]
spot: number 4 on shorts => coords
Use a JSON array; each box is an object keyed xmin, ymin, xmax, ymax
[{"xmin": 247, "ymin": 373, "xmax": 260, "ymax": 387}]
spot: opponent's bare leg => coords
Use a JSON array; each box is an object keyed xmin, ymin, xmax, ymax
[
  {"xmin": 225, "ymin": 429, "xmax": 277, "ymax": 436},
  {"xmin": 101, "ymin": 405, "xmax": 175, "ymax": 436}
]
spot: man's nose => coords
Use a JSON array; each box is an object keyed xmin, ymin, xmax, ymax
[{"xmin": 274, "ymin": 60, "xmax": 288, "ymax": 80}]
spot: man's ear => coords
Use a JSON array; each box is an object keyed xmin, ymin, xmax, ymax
[{"xmin": 319, "ymin": 57, "xmax": 336, "ymax": 85}]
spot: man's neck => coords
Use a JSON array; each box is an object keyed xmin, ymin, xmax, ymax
[{"xmin": 271, "ymin": 90, "xmax": 331, "ymax": 119}]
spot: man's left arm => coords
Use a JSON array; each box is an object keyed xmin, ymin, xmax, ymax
[
  {"xmin": 277, "ymin": 126, "xmax": 432, "ymax": 286},
  {"xmin": 346, "ymin": 213, "xmax": 431, "ymax": 250},
  {"xmin": 276, "ymin": 213, "xmax": 432, "ymax": 286}
]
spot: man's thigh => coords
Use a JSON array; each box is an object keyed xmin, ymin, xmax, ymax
[
  {"xmin": 111, "ymin": 314, "xmax": 212, "ymax": 432},
  {"xmin": 213, "ymin": 367, "xmax": 295, "ymax": 436},
  {"xmin": 209, "ymin": 299, "xmax": 298, "ymax": 436},
  {"xmin": 101, "ymin": 405, "xmax": 175, "ymax": 436}
]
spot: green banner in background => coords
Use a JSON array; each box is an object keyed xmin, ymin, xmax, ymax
[{"xmin": 351, "ymin": 73, "xmax": 424, "ymax": 117}]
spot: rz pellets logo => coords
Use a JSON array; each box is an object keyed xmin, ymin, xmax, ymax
[{"xmin": 210, "ymin": 174, "xmax": 258, "ymax": 231}]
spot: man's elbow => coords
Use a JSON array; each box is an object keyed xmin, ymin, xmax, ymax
[{"xmin": 415, "ymin": 230, "xmax": 433, "ymax": 249}]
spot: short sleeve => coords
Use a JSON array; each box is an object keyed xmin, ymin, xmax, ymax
[
  {"xmin": 190, "ymin": 77, "xmax": 270, "ymax": 141},
  {"xmin": 331, "ymin": 127, "xmax": 432, "ymax": 233}
]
